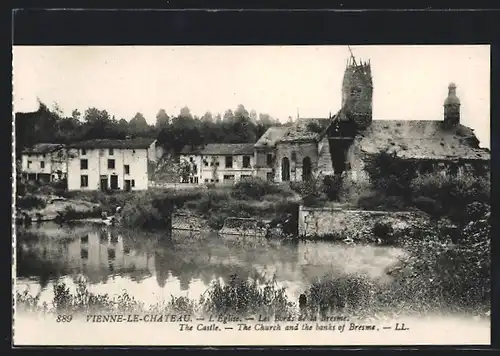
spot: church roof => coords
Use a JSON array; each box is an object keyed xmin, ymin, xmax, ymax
[
  {"xmin": 355, "ymin": 120, "xmax": 490, "ymax": 161},
  {"xmin": 278, "ymin": 118, "xmax": 331, "ymax": 143},
  {"xmin": 254, "ymin": 126, "xmax": 289, "ymax": 148}
]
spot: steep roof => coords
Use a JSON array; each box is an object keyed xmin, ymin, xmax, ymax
[
  {"xmin": 68, "ymin": 138, "xmax": 156, "ymax": 149},
  {"xmin": 356, "ymin": 120, "xmax": 490, "ymax": 161},
  {"xmin": 180, "ymin": 143, "xmax": 255, "ymax": 156},
  {"xmin": 254, "ymin": 126, "xmax": 289, "ymax": 148},
  {"xmin": 22, "ymin": 143, "xmax": 65, "ymax": 155},
  {"xmin": 278, "ymin": 118, "xmax": 331, "ymax": 143}
]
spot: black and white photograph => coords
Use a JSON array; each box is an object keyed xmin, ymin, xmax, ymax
[{"xmin": 13, "ymin": 44, "xmax": 491, "ymax": 345}]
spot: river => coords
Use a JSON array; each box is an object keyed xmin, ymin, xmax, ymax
[
  {"xmin": 14, "ymin": 222, "xmax": 491, "ymax": 345},
  {"xmin": 15, "ymin": 222, "xmax": 406, "ymax": 306}
]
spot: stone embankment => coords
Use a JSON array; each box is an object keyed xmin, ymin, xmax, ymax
[{"xmin": 16, "ymin": 195, "xmax": 101, "ymax": 223}]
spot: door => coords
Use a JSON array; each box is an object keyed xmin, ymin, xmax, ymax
[
  {"xmin": 100, "ymin": 176, "xmax": 108, "ymax": 192},
  {"xmin": 302, "ymin": 156, "xmax": 312, "ymax": 181},
  {"xmin": 124, "ymin": 180, "xmax": 131, "ymax": 192},
  {"xmin": 110, "ymin": 174, "xmax": 118, "ymax": 190},
  {"xmin": 281, "ymin": 157, "xmax": 290, "ymax": 182}
]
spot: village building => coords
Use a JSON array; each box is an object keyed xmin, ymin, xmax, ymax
[
  {"xmin": 20, "ymin": 143, "xmax": 68, "ymax": 182},
  {"xmin": 260, "ymin": 55, "xmax": 490, "ymax": 183},
  {"xmin": 253, "ymin": 126, "xmax": 289, "ymax": 182},
  {"xmin": 179, "ymin": 143, "xmax": 256, "ymax": 184},
  {"xmin": 66, "ymin": 138, "xmax": 158, "ymax": 191}
]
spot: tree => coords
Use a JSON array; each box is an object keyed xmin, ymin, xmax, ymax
[
  {"xmin": 155, "ymin": 109, "xmax": 170, "ymax": 130},
  {"xmin": 71, "ymin": 109, "xmax": 81, "ymax": 121},
  {"xmin": 201, "ymin": 111, "xmax": 213, "ymax": 123},
  {"xmin": 179, "ymin": 106, "xmax": 193, "ymax": 120},
  {"xmin": 250, "ymin": 109, "xmax": 258, "ymax": 123},
  {"xmin": 129, "ymin": 112, "xmax": 149, "ymax": 135}
]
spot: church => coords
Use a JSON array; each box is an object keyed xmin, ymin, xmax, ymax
[{"xmin": 254, "ymin": 54, "xmax": 490, "ymax": 183}]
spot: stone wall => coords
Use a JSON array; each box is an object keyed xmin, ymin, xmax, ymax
[{"xmin": 298, "ymin": 205, "xmax": 429, "ymax": 241}]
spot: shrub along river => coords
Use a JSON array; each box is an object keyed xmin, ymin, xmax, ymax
[{"xmin": 16, "ymin": 222, "xmax": 405, "ymax": 307}]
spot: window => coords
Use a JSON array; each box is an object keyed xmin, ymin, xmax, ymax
[
  {"xmin": 40, "ymin": 161, "xmax": 45, "ymax": 169},
  {"xmin": 223, "ymin": 174, "xmax": 235, "ymax": 181},
  {"xmin": 80, "ymin": 159, "xmax": 88, "ymax": 170},
  {"xmin": 27, "ymin": 160, "xmax": 32, "ymax": 168},
  {"xmin": 109, "ymin": 148, "xmax": 114, "ymax": 155},
  {"xmin": 81, "ymin": 148, "xmax": 87, "ymax": 155},
  {"xmin": 241, "ymin": 175, "xmax": 252, "ymax": 180},
  {"xmin": 108, "ymin": 159, "xmax": 115, "ymax": 169},
  {"xmin": 192, "ymin": 164, "xmax": 197, "ymax": 172},
  {"xmin": 131, "ymin": 180, "xmax": 135, "ymax": 187},
  {"xmin": 225, "ymin": 156, "xmax": 233, "ymax": 168},
  {"xmin": 42, "ymin": 154, "xmax": 46, "ymax": 158},
  {"xmin": 80, "ymin": 175, "xmax": 88, "ymax": 187},
  {"xmin": 211, "ymin": 179, "xmax": 214, "ymax": 182},
  {"xmin": 215, "ymin": 179, "xmax": 219, "ymax": 183},
  {"xmin": 189, "ymin": 157, "xmax": 193, "ymax": 162},
  {"xmin": 204, "ymin": 161, "xmax": 209, "ymax": 167},
  {"xmin": 242, "ymin": 156, "xmax": 251, "ymax": 168},
  {"xmin": 205, "ymin": 179, "xmax": 209, "ymax": 183},
  {"xmin": 124, "ymin": 165, "xmax": 130, "ymax": 174},
  {"xmin": 266, "ymin": 154, "xmax": 273, "ymax": 167}
]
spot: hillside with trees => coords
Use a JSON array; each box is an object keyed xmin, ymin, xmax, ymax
[{"xmin": 15, "ymin": 101, "xmax": 286, "ymax": 156}]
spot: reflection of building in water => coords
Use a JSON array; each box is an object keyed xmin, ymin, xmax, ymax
[{"xmin": 67, "ymin": 228, "xmax": 155, "ymax": 284}]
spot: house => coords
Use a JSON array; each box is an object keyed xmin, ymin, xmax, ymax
[
  {"xmin": 21, "ymin": 143, "xmax": 68, "ymax": 182},
  {"xmin": 66, "ymin": 138, "xmax": 158, "ymax": 191},
  {"xmin": 179, "ymin": 143, "xmax": 256, "ymax": 184},
  {"xmin": 264, "ymin": 55, "xmax": 489, "ymax": 183},
  {"xmin": 253, "ymin": 126, "xmax": 289, "ymax": 182}
]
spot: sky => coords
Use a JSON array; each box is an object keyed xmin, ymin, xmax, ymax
[{"xmin": 12, "ymin": 45, "xmax": 490, "ymax": 148}]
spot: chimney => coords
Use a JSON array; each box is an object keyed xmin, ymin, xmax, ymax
[{"xmin": 443, "ymin": 82, "xmax": 461, "ymax": 127}]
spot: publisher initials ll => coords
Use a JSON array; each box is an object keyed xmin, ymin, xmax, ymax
[{"xmin": 395, "ymin": 323, "xmax": 409, "ymax": 331}]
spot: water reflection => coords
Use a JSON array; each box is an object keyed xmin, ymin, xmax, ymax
[{"xmin": 16, "ymin": 223, "xmax": 404, "ymax": 303}]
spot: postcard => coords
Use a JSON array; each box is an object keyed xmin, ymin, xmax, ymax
[{"xmin": 12, "ymin": 44, "xmax": 491, "ymax": 346}]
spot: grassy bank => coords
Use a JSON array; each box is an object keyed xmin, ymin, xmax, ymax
[{"xmin": 50, "ymin": 178, "xmax": 300, "ymax": 231}]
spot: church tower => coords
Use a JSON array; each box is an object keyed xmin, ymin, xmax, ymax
[
  {"xmin": 341, "ymin": 55, "xmax": 373, "ymax": 130},
  {"xmin": 443, "ymin": 82, "xmax": 460, "ymax": 127}
]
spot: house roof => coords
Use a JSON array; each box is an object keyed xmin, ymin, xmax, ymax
[
  {"xmin": 180, "ymin": 143, "xmax": 255, "ymax": 156},
  {"xmin": 254, "ymin": 126, "xmax": 289, "ymax": 148},
  {"xmin": 278, "ymin": 118, "xmax": 331, "ymax": 143},
  {"xmin": 22, "ymin": 143, "xmax": 65, "ymax": 155},
  {"xmin": 68, "ymin": 138, "xmax": 156, "ymax": 149},
  {"xmin": 355, "ymin": 120, "xmax": 490, "ymax": 161}
]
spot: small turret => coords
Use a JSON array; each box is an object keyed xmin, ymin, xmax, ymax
[{"xmin": 444, "ymin": 82, "xmax": 461, "ymax": 127}]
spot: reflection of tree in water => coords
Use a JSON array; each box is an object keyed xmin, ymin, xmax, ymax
[{"xmin": 16, "ymin": 244, "xmax": 71, "ymax": 288}]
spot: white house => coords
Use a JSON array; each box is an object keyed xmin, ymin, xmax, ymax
[
  {"xmin": 66, "ymin": 138, "xmax": 158, "ymax": 191},
  {"xmin": 179, "ymin": 143, "xmax": 256, "ymax": 184},
  {"xmin": 21, "ymin": 143, "xmax": 68, "ymax": 182}
]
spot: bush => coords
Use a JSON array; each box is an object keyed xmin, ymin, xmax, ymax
[
  {"xmin": 304, "ymin": 275, "xmax": 375, "ymax": 315},
  {"xmin": 364, "ymin": 150, "xmax": 417, "ymax": 200},
  {"xmin": 322, "ymin": 175, "xmax": 343, "ymax": 201},
  {"xmin": 410, "ymin": 171, "xmax": 490, "ymax": 223},
  {"xmin": 17, "ymin": 195, "xmax": 46, "ymax": 210},
  {"xmin": 387, "ymin": 210, "xmax": 490, "ymax": 312},
  {"xmin": 232, "ymin": 177, "xmax": 293, "ymax": 200},
  {"xmin": 202, "ymin": 274, "xmax": 292, "ymax": 317},
  {"xmin": 372, "ymin": 221, "xmax": 395, "ymax": 244},
  {"xmin": 120, "ymin": 194, "xmax": 173, "ymax": 230}
]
